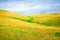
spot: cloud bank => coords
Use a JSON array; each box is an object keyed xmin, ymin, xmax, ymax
[{"xmin": 0, "ymin": 0, "xmax": 60, "ymax": 16}]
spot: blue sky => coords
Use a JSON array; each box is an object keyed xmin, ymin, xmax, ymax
[{"xmin": 0, "ymin": 0, "xmax": 60, "ymax": 16}]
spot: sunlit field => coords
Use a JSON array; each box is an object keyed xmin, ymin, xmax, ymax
[
  {"xmin": 32, "ymin": 14, "xmax": 60, "ymax": 27},
  {"xmin": 0, "ymin": 10, "xmax": 60, "ymax": 40}
]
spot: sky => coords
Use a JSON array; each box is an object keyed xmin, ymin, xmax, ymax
[{"xmin": 0, "ymin": 0, "xmax": 60, "ymax": 16}]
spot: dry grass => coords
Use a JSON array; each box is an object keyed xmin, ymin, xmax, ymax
[
  {"xmin": 32, "ymin": 14, "xmax": 60, "ymax": 27},
  {"xmin": 0, "ymin": 10, "xmax": 60, "ymax": 40},
  {"xmin": 0, "ymin": 25, "xmax": 60, "ymax": 40}
]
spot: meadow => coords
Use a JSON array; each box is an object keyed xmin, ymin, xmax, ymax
[{"xmin": 0, "ymin": 10, "xmax": 60, "ymax": 40}]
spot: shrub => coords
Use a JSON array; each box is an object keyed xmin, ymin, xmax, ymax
[{"xmin": 53, "ymin": 32, "xmax": 60, "ymax": 37}]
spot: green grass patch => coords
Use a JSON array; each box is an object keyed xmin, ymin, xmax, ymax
[
  {"xmin": 26, "ymin": 16, "xmax": 34, "ymax": 23},
  {"xmin": 52, "ymin": 32, "xmax": 60, "ymax": 37},
  {"xmin": 35, "ymin": 20, "xmax": 60, "ymax": 27}
]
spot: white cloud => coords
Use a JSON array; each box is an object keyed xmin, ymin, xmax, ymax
[
  {"xmin": 0, "ymin": 0, "xmax": 60, "ymax": 16},
  {"xmin": 1, "ymin": 2, "xmax": 30, "ymax": 11}
]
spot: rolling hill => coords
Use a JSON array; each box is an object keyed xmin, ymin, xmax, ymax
[
  {"xmin": 0, "ymin": 10, "xmax": 29, "ymax": 21},
  {"xmin": 30, "ymin": 14, "xmax": 60, "ymax": 27},
  {"xmin": 0, "ymin": 10, "xmax": 60, "ymax": 40}
]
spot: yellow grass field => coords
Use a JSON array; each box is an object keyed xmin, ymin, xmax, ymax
[
  {"xmin": 32, "ymin": 14, "xmax": 60, "ymax": 27},
  {"xmin": 0, "ymin": 10, "xmax": 60, "ymax": 40}
]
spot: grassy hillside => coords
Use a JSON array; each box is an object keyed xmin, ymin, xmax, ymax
[
  {"xmin": 0, "ymin": 10, "xmax": 60, "ymax": 40},
  {"xmin": 0, "ymin": 10, "xmax": 29, "ymax": 21},
  {"xmin": 30, "ymin": 14, "xmax": 60, "ymax": 27}
]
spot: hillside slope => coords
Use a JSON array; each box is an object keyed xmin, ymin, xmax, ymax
[
  {"xmin": 0, "ymin": 10, "xmax": 29, "ymax": 21},
  {"xmin": 0, "ymin": 10, "xmax": 60, "ymax": 40},
  {"xmin": 32, "ymin": 14, "xmax": 60, "ymax": 27}
]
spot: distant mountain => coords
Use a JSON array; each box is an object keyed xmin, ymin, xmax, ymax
[{"xmin": 0, "ymin": 10, "xmax": 60, "ymax": 40}]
